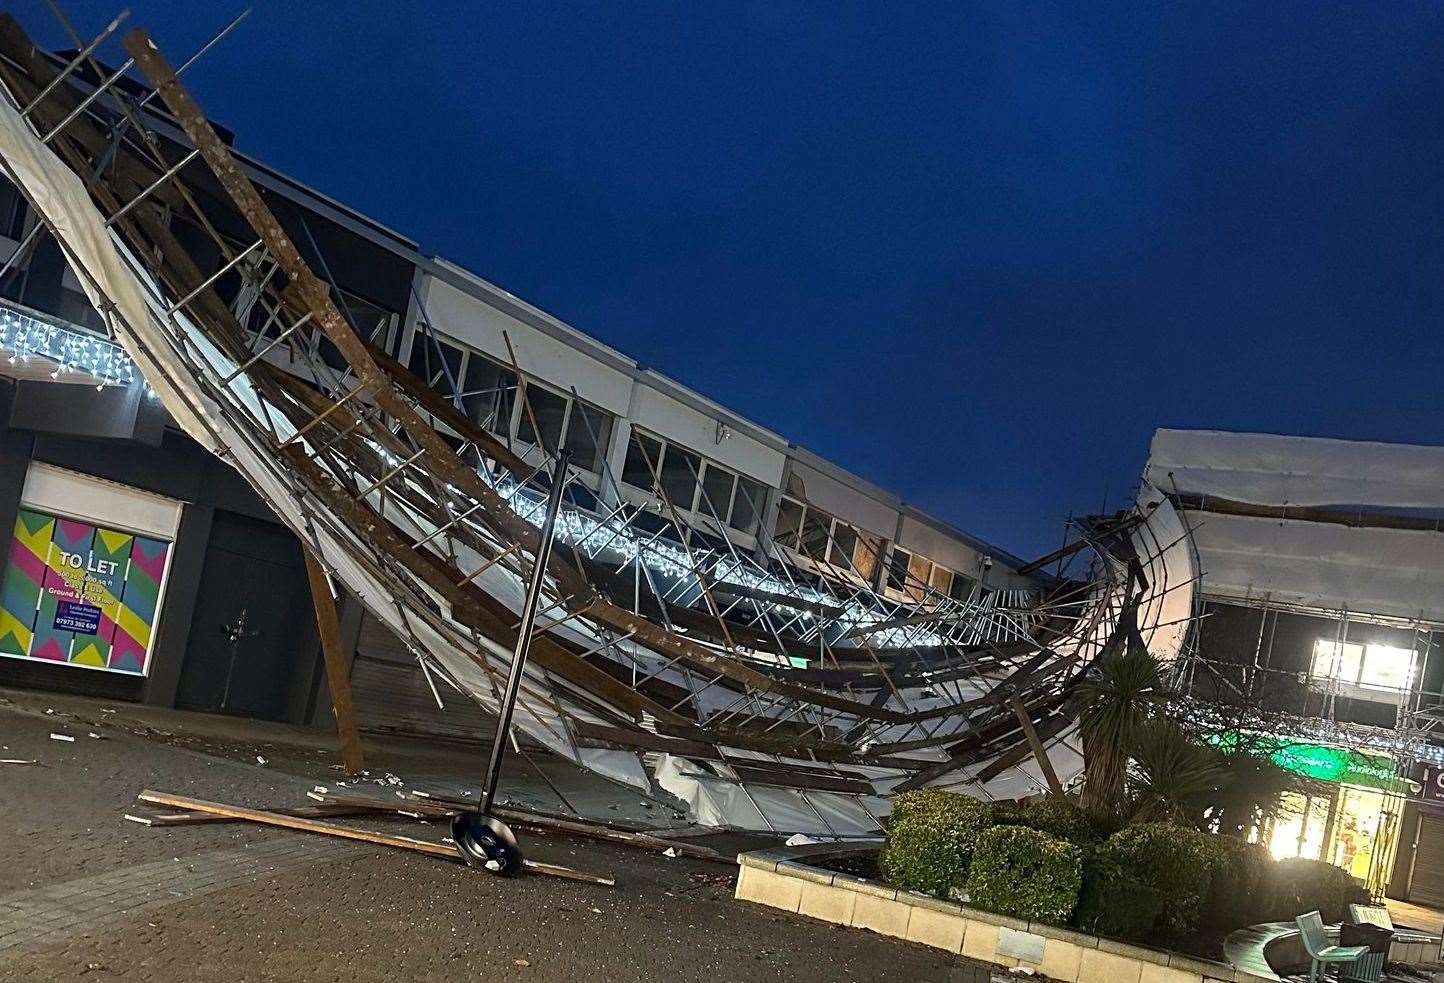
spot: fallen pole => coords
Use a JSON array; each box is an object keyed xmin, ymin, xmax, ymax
[
  {"xmin": 135, "ymin": 790, "xmax": 615, "ymax": 886},
  {"xmin": 125, "ymin": 802, "xmax": 375, "ymax": 827}
]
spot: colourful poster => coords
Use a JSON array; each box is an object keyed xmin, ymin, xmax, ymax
[{"xmin": 0, "ymin": 508, "xmax": 171, "ymax": 675}]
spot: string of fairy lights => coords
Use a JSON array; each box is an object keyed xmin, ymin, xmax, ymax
[{"xmin": 0, "ymin": 300, "xmax": 139, "ymax": 389}]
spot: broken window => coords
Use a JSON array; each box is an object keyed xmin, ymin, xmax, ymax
[
  {"xmin": 886, "ymin": 547, "xmax": 911, "ymax": 593},
  {"xmin": 563, "ymin": 399, "xmax": 614, "ymax": 473},
  {"xmin": 774, "ymin": 497, "xmax": 805, "ymax": 550},
  {"xmin": 829, "ymin": 521, "xmax": 859, "ymax": 571},
  {"xmin": 461, "ymin": 352, "xmax": 516, "ymax": 435}
]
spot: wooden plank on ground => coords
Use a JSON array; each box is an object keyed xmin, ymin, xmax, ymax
[
  {"xmin": 135, "ymin": 790, "xmax": 614, "ymax": 885},
  {"xmin": 125, "ymin": 803, "xmax": 375, "ymax": 827}
]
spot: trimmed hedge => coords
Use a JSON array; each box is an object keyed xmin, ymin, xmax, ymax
[
  {"xmin": 966, "ymin": 825, "xmax": 1082, "ymax": 924},
  {"xmin": 1257, "ymin": 857, "xmax": 1371, "ymax": 924},
  {"xmin": 1074, "ymin": 845, "xmax": 1164, "ymax": 938},
  {"xmin": 878, "ymin": 789, "xmax": 993, "ymax": 898},
  {"xmin": 1201, "ymin": 837, "xmax": 1272, "ymax": 928},
  {"xmin": 878, "ymin": 791, "xmax": 1369, "ymax": 943},
  {"xmin": 1073, "ymin": 822, "xmax": 1213, "ymax": 936},
  {"xmin": 998, "ymin": 798, "xmax": 1106, "ymax": 847}
]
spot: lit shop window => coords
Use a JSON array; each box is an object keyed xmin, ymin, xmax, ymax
[
  {"xmin": 1310, "ymin": 639, "xmax": 1415, "ymax": 693},
  {"xmin": 621, "ymin": 429, "xmax": 768, "ymax": 536}
]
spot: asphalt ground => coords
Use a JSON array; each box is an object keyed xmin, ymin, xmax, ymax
[{"xmin": 0, "ymin": 690, "xmax": 994, "ymax": 982}]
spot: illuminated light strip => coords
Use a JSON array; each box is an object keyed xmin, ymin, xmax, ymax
[
  {"xmin": 493, "ymin": 475, "xmax": 1037, "ymax": 648},
  {"xmin": 0, "ymin": 300, "xmax": 139, "ymax": 389}
]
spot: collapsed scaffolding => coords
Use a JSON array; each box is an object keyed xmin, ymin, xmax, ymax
[{"xmin": 0, "ymin": 10, "xmax": 1196, "ymax": 835}]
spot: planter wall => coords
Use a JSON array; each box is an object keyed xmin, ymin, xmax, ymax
[{"xmin": 734, "ymin": 846, "xmax": 1277, "ymax": 983}]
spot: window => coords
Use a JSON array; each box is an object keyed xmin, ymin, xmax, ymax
[
  {"xmin": 829, "ymin": 522, "xmax": 859, "ymax": 570},
  {"xmin": 623, "ymin": 432, "xmax": 663, "ymax": 489},
  {"xmin": 729, "ymin": 477, "xmax": 766, "ymax": 535},
  {"xmin": 461, "ymin": 355, "xmax": 516, "ymax": 434},
  {"xmin": 408, "ymin": 333, "xmax": 462, "ymax": 389},
  {"xmin": 774, "ymin": 497, "xmax": 804, "ymax": 549},
  {"xmin": 883, "ymin": 546, "xmax": 950, "ymax": 603},
  {"xmin": 563, "ymin": 400, "xmax": 614, "ymax": 472},
  {"xmin": 411, "ymin": 334, "xmax": 618, "ymax": 472},
  {"xmin": 1311, "ymin": 639, "xmax": 1415, "ymax": 693},
  {"xmin": 699, "ymin": 463, "xmax": 737, "ymax": 521},
  {"xmin": 516, "ymin": 384, "xmax": 568, "ymax": 454},
  {"xmin": 659, "ymin": 445, "xmax": 701, "ymax": 510},
  {"xmin": 772, "ymin": 496, "xmax": 885, "ymax": 582},
  {"xmin": 621, "ymin": 429, "xmax": 771, "ymax": 535},
  {"xmin": 798, "ymin": 508, "xmax": 831, "ymax": 560},
  {"xmin": 930, "ymin": 564, "xmax": 953, "ymax": 597},
  {"xmin": 907, "ymin": 552, "xmax": 933, "ymax": 602},
  {"xmin": 852, "ymin": 533, "xmax": 882, "ymax": 582},
  {"xmin": 887, "ymin": 547, "xmax": 911, "ymax": 593},
  {"xmin": 948, "ymin": 572, "xmax": 976, "ymax": 602}
]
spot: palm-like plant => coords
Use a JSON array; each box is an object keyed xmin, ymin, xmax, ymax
[
  {"xmin": 1204, "ymin": 743, "xmax": 1301, "ymax": 837},
  {"xmin": 1078, "ymin": 638, "xmax": 1169, "ymax": 816},
  {"xmin": 1127, "ymin": 718, "xmax": 1228, "ymax": 823}
]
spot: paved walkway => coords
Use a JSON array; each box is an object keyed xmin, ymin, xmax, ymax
[
  {"xmin": 0, "ymin": 838, "xmax": 350, "ymax": 956},
  {"xmin": 1385, "ymin": 896, "xmax": 1444, "ymax": 934},
  {"xmin": 0, "ymin": 689, "xmax": 993, "ymax": 982}
]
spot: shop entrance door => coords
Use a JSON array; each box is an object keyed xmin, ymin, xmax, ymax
[
  {"xmin": 1270, "ymin": 790, "xmax": 1331, "ymax": 860},
  {"xmin": 174, "ymin": 511, "xmax": 311, "ymax": 720}
]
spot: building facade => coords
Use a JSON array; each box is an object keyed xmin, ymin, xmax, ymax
[
  {"xmin": 1146, "ymin": 428, "xmax": 1444, "ymax": 901},
  {"xmin": 0, "ymin": 47, "xmax": 1033, "ymax": 747}
]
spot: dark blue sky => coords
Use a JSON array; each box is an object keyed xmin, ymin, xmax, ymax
[{"xmin": 34, "ymin": 2, "xmax": 1444, "ymax": 557}]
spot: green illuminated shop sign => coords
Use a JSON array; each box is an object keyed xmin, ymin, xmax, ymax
[{"xmin": 1212, "ymin": 733, "xmax": 1407, "ymax": 792}]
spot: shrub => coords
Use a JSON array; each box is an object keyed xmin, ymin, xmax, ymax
[
  {"xmin": 878, "ymin": 789, "xmax": 993, "ymax": 898},
  {"xmin": 1074, "ymin": 844, "xmax": 1164, "ymax": 939},
  {"xmin": 1074, "ymin": 822, "xmax": 1214, "ymax": 937},
  {"xmin": 966, "ymin": 825, "xmax": 1082, "ymax": 924},
  {"xmin": 1006, "ymin": 797, "xmax": 1107, "ymax": 846},
  {"xmin": 1201, "ymin": 837, "xmax": 1272, "ymax": 928},
  {"xmin": 1257, "ymin": 857, "xmax": 1370, "ymax": 924}
]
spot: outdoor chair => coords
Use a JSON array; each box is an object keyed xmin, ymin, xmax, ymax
[{"xmin": 1296, "ymin": 910, "xmax": 1370, "ymax": 983}]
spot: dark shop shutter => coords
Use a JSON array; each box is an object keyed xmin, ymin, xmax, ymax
[
  {"xmin": 1411, "ymin": 814, "xmax": 1444, "ymax": 908},
  {"xmin": 349, "ymin": 611, "xmax": 490, "ymax": 742}
]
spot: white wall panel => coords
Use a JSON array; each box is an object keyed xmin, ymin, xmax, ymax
[
  {"xmin": 786, "ymin": 460, "xmax": 898, "ymax": 540},
  {"xmin": 631, "ymin": 384, "xmax": 785, "ymax": 485},
  {"xmin": 897, "ymin": 513, "xmax": 984, "ymax": 576},
  {"xmin": 418, "ymin": 273, "xmax": 635, "ymax": 417}
]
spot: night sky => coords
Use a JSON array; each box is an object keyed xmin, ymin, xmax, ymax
[{"xmin": 31, "ymin": 2, "xmax": 1444, "ymax": 558}]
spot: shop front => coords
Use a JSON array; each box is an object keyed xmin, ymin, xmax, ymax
[
  {"xmin": 0, "ymin": 462, "xmax": 178, "ymax": 688},
  {"xmin": 1258, "ymin": 739, "xmax": 1410, "ymax": 896}
]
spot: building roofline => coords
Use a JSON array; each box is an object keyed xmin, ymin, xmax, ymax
[{"xmin": 113, "ymin": 63, "xmax": 1031, "ymax": 571}]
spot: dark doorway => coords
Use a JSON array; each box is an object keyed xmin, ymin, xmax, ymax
[{"xmin": 175, "ymin": 510, "xmax": 311, "ymax": 720}]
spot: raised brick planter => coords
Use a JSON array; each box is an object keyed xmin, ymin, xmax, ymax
[{"xmin": 734, "ymin": 843, "xmax": 1277, "ymax": 983}]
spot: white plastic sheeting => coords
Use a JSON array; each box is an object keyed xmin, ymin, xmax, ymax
[
  {"xmin": 1131, "ymin": 492, "xmax": 1196, "ymax": 664},
  {"xmin": 1146, "ymin": 429, "xmax": 1444, "ymax": 509},
  {"xmin": 1186, "ymin": 513, "xmax": 1444, "ymax": 622},
  {"xmin": 1145, "ymin": 428, "xmax": 1444, "ymax": 624}
]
